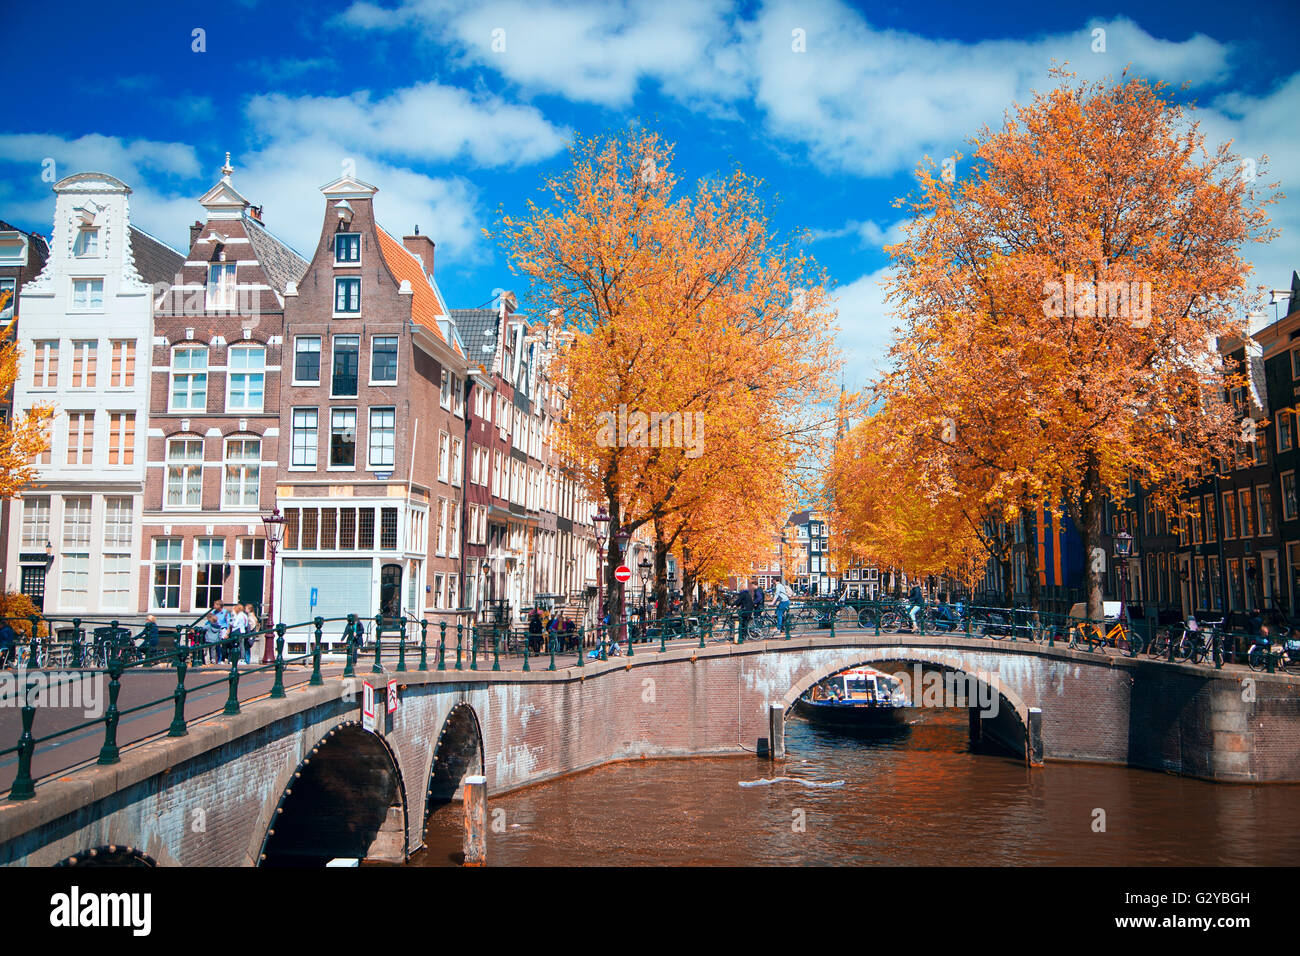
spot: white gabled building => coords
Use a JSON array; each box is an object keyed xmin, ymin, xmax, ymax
[{"xmin": 6, "ymin": 173, "xmax": 182, "ymax": 621}]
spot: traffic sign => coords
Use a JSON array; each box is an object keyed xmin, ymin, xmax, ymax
[
  {"xmin": 362, "ymin": 681, "xmax": 376, "ymax": 732},
  {"xmin": 386, "ymin": 679, "xmax": 398, "ymax": 715},
  {"xmin": 614, "ymin": 565, "xmax": 632, "ymax": 583}
]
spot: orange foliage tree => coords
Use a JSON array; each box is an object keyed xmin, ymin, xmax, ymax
[
  {"xmin": 501, "ymin": 130, "xmax": 839, "ymax": 622},
  {"xmin": 856, "ymin": 70, "xmax": 1278, "ymax": 619},
  {"xmin": 0, "ymin": 336, "xmax": 53, "ymax": 499}
]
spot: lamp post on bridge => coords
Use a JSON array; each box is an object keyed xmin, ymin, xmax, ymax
[
  {"xmin": 593, "ymin": 507, "xmax": 610, "ymax": 647},
  {"xmin": 638, "ymin": 556, "xmax": 652, "ymax": 631},
  {"xmin": 261, "ymin": 507, "xmax": 286, "ymax": 663}
]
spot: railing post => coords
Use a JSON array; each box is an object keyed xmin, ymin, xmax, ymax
[
  {"xmin": 71, "ymin": 617, "xmax": 83, "ymax": 669},
  {"xmin": 523, "ymin": 631, "xmax": 531, "ymax": 672},
  {"xmin": 168, "ymin": 647, "xmax": 189, "ymax": 737},
  {"xmin": 577, "ymin": 625, "xmax": 585, "ymax": 667},
  {"xmin": 660, "ymin": 620, "xmax": 667, "ymax": 653},
  {"xmin": 223, "ymin": 648, "xmax": 241, "ymax": 716},
  {"xmin": 396, "ymin": 619, "xmax": 408, "ymax": 673},
  {"xmin": 310, "ymin": 617, "xmax": 325, "ymax": 686},
  {"xmin": 701, "ymin": 614, "xmax": 709, "ymax": 649},
  {"xmin": 419, "ymin": 620, "xmax": 429, "ymax": 671},
  {"xmin": 491, "ymin": 624, "xmax": 501, "ymax": 671},
  {"xmin": 1213, "ymin": 629, "xmax": 1223, "ymax": 670},
  {"xmin": 830, "ymin": 606, "xmax": 837, "ymax": 640},
  {"xmin": 548, "ymin": 630, "xmax": 557, "ymax": 671},
  {"xmin": 455, "ymin": 623, "xmax": 463, "ymax": 671},
  {"xmin": 468, "ymin": 622, "xmax": 477, "ymax": 671},
  {"xmin": 372, "ymin": 614, "xmax": 384, "ymax": 673},
  {"xmin": 438, "ymin": 621, "xmax": 447, "ymax": 671},
  {"xmin": 98, "ymin": 658, "xmax": 124, "ymax": 764},
  {"xmin": 343, "ymin": 614, "xmax": 358, "ymax": 678},
  {"xmin": 270, "ymin": 625, "xmax": 287, "ymax": 699},
  {"xmin": 29, "ymin": 615, "xmax": 40, "ymax": 667},
  {"xmin": 9, "ymin": 677, "xmax": 37, "ymax": 799}
]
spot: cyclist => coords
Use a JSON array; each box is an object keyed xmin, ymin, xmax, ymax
[{"xmin": 906, "ymin": 582, "xmax": 925, "ymax": 631}]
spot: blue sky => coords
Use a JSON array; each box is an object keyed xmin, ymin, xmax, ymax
[{"xmin": 3, "ymin": 0, "xmax": 1298, "ymax": 387}]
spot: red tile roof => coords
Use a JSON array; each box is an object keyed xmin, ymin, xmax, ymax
[{"xmin": 375, "ymin": 226, "xmax": 460, "ymax": 355}]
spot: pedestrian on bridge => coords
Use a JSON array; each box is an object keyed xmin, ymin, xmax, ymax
[
  {"xmin": 731, "ymin": 587, "xmax": 755, "ymax": 643},
  {"xmin": 773, "ymin": 579, "xmax": 792, "ymax": 631}
]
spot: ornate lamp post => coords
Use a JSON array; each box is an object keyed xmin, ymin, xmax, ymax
[
  {"xmin": 260, "ymin": 507, "xmax": 286, "ymax": 663},
  {"xmin": 1114, "ymin": 530, "xmax": 1134, "ymax": 625},
  {"xmin": 592, "ymin": 507, "xmax": 610, "ymax": 642},
  {"xmin": 638, "ymin": 556, "xmax": 652, "ymax": 628},
  {"xmin": 614, "ymin": 529, "xmax": 630, "ymax": 644}
]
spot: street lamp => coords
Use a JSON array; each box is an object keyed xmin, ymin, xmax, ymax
[
  {"xmin": 614, "ymin": 530, "xmax": 630, "ymax": 645},
  {"xmin": 1114, "ymin": 530, "xmax": 1133, "ymax": 625},
  {"xmin": 593, "ymin": 507, "xmax": 610, "ymax": 643},
  {"xmin": 261, "ymin": 507, "xmax": 286, "ymax": 663},
  {"xmin": 638, "ymin": 556, "xmax": 652, "ymax": 627},
  {"xmin": 667, "ymin": 568, "xmax": 677, "ymax": 614}
]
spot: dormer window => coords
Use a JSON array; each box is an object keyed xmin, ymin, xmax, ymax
[
  {"xmin": 335, "ymin": 233, "xmax": 361, "ymax": 264},
  {"xmin": 207, "ymin": 263, "xmax": 237, "ymax": 309},
  {"xmin": 71, "ymin": 278, "xmax": 103, "ymax": 311},
  {"xmin": 73, "ymin": 228, "xmax": 98, "ymax": 257}
]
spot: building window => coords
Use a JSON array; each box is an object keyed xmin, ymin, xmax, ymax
[
  {"xmin": 224, "ymin": 438, "xmax": 261, "ymax": 508},
  {"xmin": 71, "ymin": 278, "xmax": 103, "ymax": 310},
  {"xmin": 330, "ymin": 409, "xmax": 357, "ymax": 467},
  {"xmin": 62, "ymin": 496, "xmax": 92, "ymax": 549},
  {"xmin": 371, "ymin": 335, "xmax": 398, "ymax": 384},
  {"xmin": 438, "ymin": 432, "xmax": 449, "ymax": 483},
  {"xmin": 70, "ymin": 340, "xmax": 97, "ymax": 388},
  {"xmin": 332, "ymin": 336, "xmax": 359, "ymax": 396},
  {"xmin": 1238, "ymin": 487, "xmax": 1256, "ymax": 539},
  {"xmin": 207, "ymin": 263, "xmax": 237, "ymax": 309},
  {"xmin": 166, "ymin": 438, "xmax": 204, "ymax": 508},
  {"xmin": 380, "ymin": 508, "xmax": 398, "ymax": 550},
  {"xmin": 73, "ymin": 227, "xmax": 98, "ymax": 257},
  {"xmin": 59, "ymin": 553, "xmax": 90, "ymax": 607},
  {"xmin": 440, "ymin": 369, "xmax": 452, "ymax": 409},
  {"xmin": 227, "ymin": 345, "xmax": 265, "ymax": 411},
  {"xmin": 21, "ymin": 496, "xmax": 50, "ymax": 548},
  {"xmin": 66, "ymin": 411, "xmax": 94, "ymax": 465},
  {"xmin": 335, "ymin": 232, "xmax": 360, "ymax": 264},
  {"xmin": 109, "ymin": 339, "xmax": 135, "ymax": 387},
  {"xmin": 334, "ymin": 277, "xmax": 361, "ymax": 313},
  {"xmin": 194, "ymin": 538, "xmax": 225, "ymax": 608},
  {"xmin": 294, "ymin": 336, "xmax": 321, "ymax": 384},
  {"xmin": 100, "ymin": 554, "xmax": 131, "ymax": 610},
  {"xmin": 292, "ymin": 408, "xmax": 318, "ymax": 467},
  {"xmin": 170, "ymin": 347, "xmax": 208, "ymax": 411},
  {"xmin": 1202, "ymin": 494, "xmax": 1217, "ymax": 544},
  {"xmin": 1222, "ymin": 492, "xmax": 1237, "ymax": 540},
  {"xmin": 369, "ymin": 407, "xmax": 395, "ymax": 467},
  {"xmin": 1258, "ymin": 485, "xmax": 1275, "ymax": 537},
  {"xmin": 451, "ymin": 438, "xmax": 463, "ymax": 487},
  {"xmin": 437, "ymin": 499, "xmax": 448, "ymax": 555},
  {"xmin": 152, "ymin": 538, "xmax": 183, "ymax": 609},
  {"xmin": 103, "ymin": 496, "xmax": 133, "ymax": 550},
  {"xmin": 1279, "ymin": 410, "xmax": 1296, "ymax": 453},
  {"xmin": 1284, "ymin": 472, "xmax": 1299, "ymax": 523},
  {"xmin": 107, "ymin": 412, "xmax": 135, "ymax": 465},
  {"xmin": 32, "ymin": 340, "xmax": 58, "ymax": 388},
  {"xmin": 450, "ymin": 503, "xmax": 460, "ymax": 558}
]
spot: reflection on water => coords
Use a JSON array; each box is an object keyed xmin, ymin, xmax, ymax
[{"xmin": 411, "ymin": 709, "xmax": 1300, "ymax": 866}]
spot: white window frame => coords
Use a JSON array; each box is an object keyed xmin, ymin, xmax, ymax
[
  {"xmin": 223, "ymin": 437, "xmax": 262, "ymax": 509},
  {"xmin": 169, "ymin": 346, "xmax": 208, "ymax": 412},
  {"xmin": 165, "ymin": 437, "xmax": 205, "ymax": 510},
  {"xmin": 368, "ymin": 407, "xmax": 396, "ymax": 469},
  {"xmin": 226, "ymin": 345, "xmax": 266, "ymax": 412},
  {"xmin": 291, "ymin": 407, "xmax": 318, "ymax": 468},
  {"xmin": 333, "ymin": 276, "xmax": 361, "ymax": 315},
  {"xmin": 70, "ymin": 278, "xmax": 103, "ymax": 311},
  {"xmin": 370, "ymin": 335, "xmax": 398, "ymax": 385},
  {"xmin": 207, "ymin": 262, "xmax": 237, "ymax": 310},
  {"xmin": 293, "ymin": 335, "xmax": 322, "ymax": 386},
  {"xmin": 330, "ymin": 408, "xmax": 357, "ymax": 469},
  {"xmin": 334, "ymin": 232, "xmax": 361, "ymax": 265}
]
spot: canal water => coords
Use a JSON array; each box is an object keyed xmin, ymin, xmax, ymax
[{"xmin": 413, "ymin": 709, "xmax": 1300, "ymax": 866}]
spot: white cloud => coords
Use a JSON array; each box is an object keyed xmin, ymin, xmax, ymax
[
  {"xmin": 809, "ymin": 217, "xmax": 908, "ymax": 251},
  {"xmin": 831, "ymin": 267, "xmax": 897, "ymax": 390},
  {"xmin": 246, "ymin": 82, "xmax": 570, "ymax": 168}
]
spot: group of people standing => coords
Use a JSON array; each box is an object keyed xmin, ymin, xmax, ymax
[
  {"xmin": 196, "ymin": 600, "xmax": 264, "ymax": 664},
  {"xmin": 730, "ymin": 579, "xmax": 793, "ymax": 641},
  {"xmin": 527, "ymin": 608, "xmax": 579, "ymax": 654}
]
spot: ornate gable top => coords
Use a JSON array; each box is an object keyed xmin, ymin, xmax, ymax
[{"xmin": 320, "ymin": 175, "xmax": 378, "ymax": 200}]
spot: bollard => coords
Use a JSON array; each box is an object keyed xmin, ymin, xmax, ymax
[
  {"xmin": 168, "ymin": 648, "xmax": 190, "ymax": 737},
  {"xmin": 98, "ymin": 659, "xmax": 124, "ymax": 764},
  {"xmin": 310, "ymin": 617, "xmax": 325, "ymax": 686},
  {"xmin": 463, "ymin": 775, "xmax": 487, "ymax": 867},
  {"xmin": 9, "ymin": 679, "xmax": 37, "ymax": 799},
  {"xmin": 270, "ymin": 627, "xmax": 287, "ymax": 699},
  {"xmin": 768, "ymin": 703, "xmax": 785, "ymax": 759}
]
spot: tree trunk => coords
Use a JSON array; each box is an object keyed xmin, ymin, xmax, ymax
[
  {"xmin": 1021, "ymin": 506, "xmax": 1041, "ymax": 613},
  {"xmin": 1000, "ymin": 556, "xmax": 1014, "ymax": 607},
  {"xmin": 604, "ymin": 491, "xmax": 624, "ymax": 635},
  {"xmin": 653, "ymin": 521, "xmax": 670, "ymax": 620},
  {"xmin": 1080, "ymin": 454, "xmax": 1106, "ymax": 622}
]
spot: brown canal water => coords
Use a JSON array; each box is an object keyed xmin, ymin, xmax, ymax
[{"xmin": 411, "ymin": 709, "xmax": 1300, "ymax": 866}]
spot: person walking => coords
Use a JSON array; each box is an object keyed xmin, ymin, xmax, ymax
[
  {"xmin": 231, "ymin": 604, "xmax": 249, "ymax": 664},
  {"xmin": 774, "ymin": 578, "xmax": 792, "ymax": 632},
  {"xmin": 731, "ymin": 586, "xmax": 755, "ymax": 643},
  {"xmin": 907, "ymin": 582, "xmax": 925, "ymax": 632},
  {"xmin": 528, "ymin": 609, "xmax": 544, "ymax": 654}
]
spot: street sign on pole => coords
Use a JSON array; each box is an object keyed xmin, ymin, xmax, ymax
[
  {"xmin": 614, "ymin": 565, "xmax": 632, "ymax": 584},
  {"xmin": 310, "ymin": 587, "xmax": 318, "ymax": 609},
  {"xmin": 362, "ymin": 681, "xmax": 376, "ymax": 732}
]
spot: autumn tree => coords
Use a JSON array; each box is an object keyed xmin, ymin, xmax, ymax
[
  {"xmin": 871, "ymin": 70, "xmax": 1277, "ymax": 621},
  {"xmin": 0, "ymin": 336, "xmax": 52, "ymax": 498},
  {"xmin": 501, "ymin": 130, "xmax": 839, "ymax": 624}
]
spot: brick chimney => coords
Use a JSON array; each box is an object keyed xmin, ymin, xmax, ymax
[
  {"xmin": 403, "ymin": 227, "xmax": 435, "ymax": 276},
  {"xmin": 189, "ymin": 220, "xmax": 203, "ymax": 247}
]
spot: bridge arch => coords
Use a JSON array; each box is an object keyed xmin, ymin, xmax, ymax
[
  {"xmin": 54, "ymin": 845, "xmax": 157, "ymax": 867},
  {"xmin": 780, "ymin": 647, "xmax": 1034, "ymax": 752},
  {"xmin": 426, "ymin": 701, "xmax": 485, "ymax": 811},
  {"xmin": 258, "ymin": 720, "xmax": 410, "ymax": 867}
]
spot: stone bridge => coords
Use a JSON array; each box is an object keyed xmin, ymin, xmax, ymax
[{"xmin": 2, "ymin": 632, "xmax": 1298, "ymax": 866}]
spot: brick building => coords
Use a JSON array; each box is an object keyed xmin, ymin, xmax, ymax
[
  {"xmin": 142, "ymin": 158, "xmax": 306, "ymax": 627},
  {"xmin": 276, "ymin": 175, "xmax": 467, "ymax": 638}
]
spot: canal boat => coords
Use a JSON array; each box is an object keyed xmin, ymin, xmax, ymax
[{"xmin": 795, "ymin": 666, "xmax": 912, "ymax": 727}]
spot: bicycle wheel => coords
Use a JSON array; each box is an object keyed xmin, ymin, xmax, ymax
[
  {"xmin": 857, "ymin": 607, "xmax": 877, "ymax": 630},
  {"xmin": 1247, "ymin": 645, "xmax": 1267, "ymax": 671},
  {"xmin": 1172, "ymin": 633, "xmax": 1195, "ymax": 662},
  {"xmin": 877, "ymin": 609, "xmax": 905, "ymax": 633},
  {"xmin": 1146, "ymin": 629, "xmax": 1169, "ymax": 658},
  {"xmin": 834, "ymin": 605, "xmax": 857, "ymax": 628}
]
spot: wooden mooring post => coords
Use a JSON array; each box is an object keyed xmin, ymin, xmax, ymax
[{"xmin": 463, "ymin": 775, "xmax": 487, "ymax": 866}]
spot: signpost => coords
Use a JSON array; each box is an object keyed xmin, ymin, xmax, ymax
[
  {"xmin": 362, "ymin": 681, "xmax": 376, "ymax": 733},
  {"xmin": 614, "ymin": 565, "xmax": 632, "ymax": 584}
]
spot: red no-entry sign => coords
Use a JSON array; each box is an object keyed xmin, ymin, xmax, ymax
[{"xmin": 614, "ymin": 565, "xmax": 633, "ymax": 583}]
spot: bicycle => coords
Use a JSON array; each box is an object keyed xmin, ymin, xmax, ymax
[
  {"xmin": 1069, "ymin": 617, "xmax": 1138, "ymax": 655},
  {"xmin": 1171, "ymin": 618, "xmax": 1223, "ymax": 663}
]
